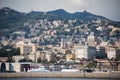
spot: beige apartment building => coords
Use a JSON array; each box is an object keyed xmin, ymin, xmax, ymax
[{"xmin": 16, "ymin": 41, "xmax": 37, "ymax": 55}]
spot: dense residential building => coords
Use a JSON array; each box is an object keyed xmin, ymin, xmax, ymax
[
  {"xmin": 16, "ymin": 41, "xmax": 37, "ymax": 55},
  {"xmin": 65, "ymin": 54, "xmax": 75, "ymax": 61},
  {"xmin": 75, "ymin": 45, "xmax": 97, "ymax": 59},
  {"xmin": 87, "ymin": 34, "xmax": 95, "ymax": 46},
  {"xmin": 60, "ymin": 39, "xmax": 70, "ymax": 49},
  {"xmin": 46, "ymin": 51, "xmax": 56, "ymax": 62},
  {"xmin": 106, "ymin": 48, "xmax": 120, "ymax": 59}
]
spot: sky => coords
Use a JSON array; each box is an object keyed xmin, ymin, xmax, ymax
[{"xmin": 0, "ymin": 0, "xmax": 120, "ymax": 21}]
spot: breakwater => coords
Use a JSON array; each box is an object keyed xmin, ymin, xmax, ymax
[{"xmin": 0, "ymin": 72, "xmax": 120, "ymax": 79}]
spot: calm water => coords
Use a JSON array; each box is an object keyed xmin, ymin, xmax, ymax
[{"xmin": 0, "ymin": 78, "xmax": 118, "ymax": 80}]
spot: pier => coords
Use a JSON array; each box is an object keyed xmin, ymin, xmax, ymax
[{"xmin": 0, "ymin": 71, "xmax": 120, "ymax": 79}]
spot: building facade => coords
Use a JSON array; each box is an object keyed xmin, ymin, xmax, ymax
[
  {"xmin": 16, "ymin": 41, "xmax": 37, "ymax": 55},
  {"xmin": 87, "ymin": 35, "xmax": 95, "ymax": 46},
  {"xmin": 75, "ymin": 45, "xmax": 96, "ymax": 59},
  {"xmin": 107, "ymin": 48, "xmax": 120, "ymax": 59}
]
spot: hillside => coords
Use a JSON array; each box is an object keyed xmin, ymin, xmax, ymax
[{"xmin": 0, "ymin": 7, "xmax": 120, "ymax": 36}]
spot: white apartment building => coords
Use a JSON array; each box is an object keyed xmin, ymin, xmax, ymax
[
  {"xmin": 87, "ymin": 35, "xmax": 95, "ymax": 46},
  {"xmin": 75, "ymin": 45, "xmax": 97, "ymax": 59},
  {"xmin": 107, "ymin": 48, "xmax": 120, "ymax": 59}
]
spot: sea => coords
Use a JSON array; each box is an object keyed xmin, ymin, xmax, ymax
[{"xmin": 0, "ymin": 78, "xmax": 118, "ymax": 80}]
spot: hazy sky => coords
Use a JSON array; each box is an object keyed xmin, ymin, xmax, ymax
[{"xmin": 0, "ymin": 0, "xmax": 120, "ymax": 21}]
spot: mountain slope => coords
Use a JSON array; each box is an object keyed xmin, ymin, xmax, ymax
[
  {"xmin": 0, "ymin": 7, "xmax": 26, "ymax": 36},
  {"xmin": 0, "ymin": 7, "xmax": 120, "ymax": 36},
  {"xmin": 0, "ymin": 7, "xmax": 25, "ymax": 29},
  {"xmin": 47, "ymin": 9, "xmax": 72, "ymax": 20}
]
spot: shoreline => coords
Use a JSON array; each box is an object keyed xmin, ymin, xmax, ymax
[{"xmin": 0, "ymin": 71, "xmax": 120, "ymax": 79}]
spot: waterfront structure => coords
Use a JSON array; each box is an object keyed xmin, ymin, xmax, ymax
[
  {"xmin": 0, "ymin": 57, "xmax": 8, "ymax": 62},
  {"xmin": 0, "ymin": 62, "xmax": 32, "ymax": 72},
  {"xmin": 28, "ymin": 66, "xmax": 49, "ymax": 72}
]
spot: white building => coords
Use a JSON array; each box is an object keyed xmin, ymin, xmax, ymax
[
  {"xmin": 60, "ymin": 39, "xmax": 70, "ymax": 49},
  {"xmin": 107, "ymin": 48, "xmax": 120, "ymax": 59},
  {"xmin": 87, "ymin": 35, "xmax": 95, "ymax": 46},
  {"xmin": 75, "ymin": 45, "xmax": 97, "ymax": 59}
]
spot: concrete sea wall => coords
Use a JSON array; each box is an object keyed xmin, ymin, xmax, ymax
[{"xmin": 0, "ymin": 72, "xmax": 120, "ymax": 79}]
